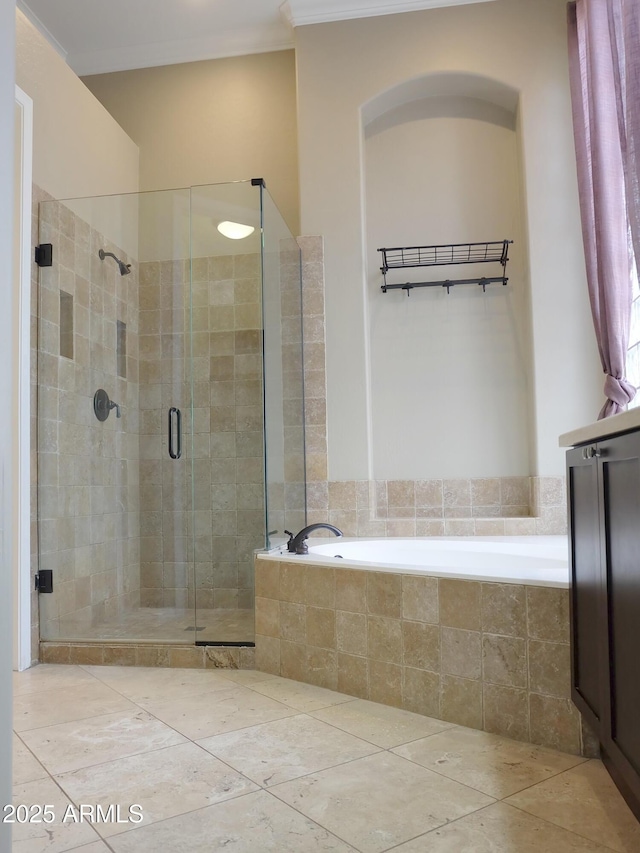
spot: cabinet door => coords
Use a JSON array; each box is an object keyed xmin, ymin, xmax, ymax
[
  {"xmin": 567, "ymin": 445, "xmax": 603, "ymax": 731},
  {"xmin": 599, "ymin": 431, "xmax": 640, "ymax": 812}
]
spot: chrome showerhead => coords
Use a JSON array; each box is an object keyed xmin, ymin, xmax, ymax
[{"xmin": 98, "ymin": 248, "xmax": 132, "ymax": 276}]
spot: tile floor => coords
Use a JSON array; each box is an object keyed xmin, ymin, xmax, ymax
[
  {"xmin": 45, "ymin": 608, "xmax": 255, "ymax": 644},
  {"xmin": 11, "ymin": 664, "xmax": 640, "ymax": 852}
]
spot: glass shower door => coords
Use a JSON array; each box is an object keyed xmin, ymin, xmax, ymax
[{"xmin": 137, "ymin": 189, "xmax": 195, "ymax": 640}]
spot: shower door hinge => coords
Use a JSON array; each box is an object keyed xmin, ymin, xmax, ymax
[
  {"xmin": 251, "ymin": 177, "xmax": 265, "ymax": 187},
  {"xmin": 35, "ymin": 570, "xmax": 53, "ymax": 593},
  {"xmin": 35, "ymin": 243, "xmax": 53, "ymax": 267}
]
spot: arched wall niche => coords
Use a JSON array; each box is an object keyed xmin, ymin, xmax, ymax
[
  {"xmin": 362, "ymin": 71, "xmax": 534, "ymax": 480},
  {"xmin": 362, "ymin": 71, "xmax": 520, "ymax": 127}
]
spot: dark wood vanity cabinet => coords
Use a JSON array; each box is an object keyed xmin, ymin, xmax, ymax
[{"xmin": 567, "ymin": 429, "xmax": 640, "ymax": 820}]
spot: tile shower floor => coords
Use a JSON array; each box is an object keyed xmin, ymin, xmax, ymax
[
  {"xmin": 12, "ymin": 665, "xmax": 640, "ymax": 853},
  {"xmin": 48, "ymin": 608, "xmax": 255, "ymax": 644}
]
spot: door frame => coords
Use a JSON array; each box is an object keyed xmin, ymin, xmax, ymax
[{"xmin": 14, "ymin": 84, "xmax": 33, "ymax": 671}]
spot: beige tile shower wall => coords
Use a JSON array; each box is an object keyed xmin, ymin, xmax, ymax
[
  {"xmin": 254, "ymin": 558, "xmax": 593, "ymax": 757},
  {"xmin": 137, "ymin": 254, "xmax": 265, "ymax": 611},
  {"xmin": 280, "ymin": 237, "xmax": 306, "ymax": 536},
  {"xmin": 298, "ymin": 236, "xmax": 328, "ymax": 488},
  {"xmin": 298, "ymin": 236, "xmax": 567, "ymax": 537},
  {"xmin": 35, "ymin": 194, "xmax": 141, "ymax": 641},
  {"xmin": 137, "ymin": 258, "xmax": 190, "ymax": 611}
]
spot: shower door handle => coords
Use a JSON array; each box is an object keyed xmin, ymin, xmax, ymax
[{"xmin": 168, "ymin": 407, "xmax": 182, "ymax": 459}]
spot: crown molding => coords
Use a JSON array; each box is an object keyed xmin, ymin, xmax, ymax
[
  {"xmin": 71, "ymin": 27, "xmax": 294, "ymax": 77},
  {"xmin": 284, "ymin": 0, "xmax": 495, "ymax": 27},
  {"xmin": 17, "ymin": 1, "xmax": 68, "ymax": 61},
  {"xmin": 19, "ymin": 0, "xmax": 494, "ymax": 76}
]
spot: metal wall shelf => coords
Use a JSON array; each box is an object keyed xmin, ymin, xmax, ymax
[{"xmin": 379, "ymin": 239, "xmax": 512, "ymax": 295}]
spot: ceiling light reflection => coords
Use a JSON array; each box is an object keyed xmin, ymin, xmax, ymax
[{"xmin": 217, "ymin": 220, "xmax": 255, "ymax": 240}]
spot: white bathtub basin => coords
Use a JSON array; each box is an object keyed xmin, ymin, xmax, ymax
[{"xmin": 266, "ymin": 536, "xmax": 569, "ymax": 587}]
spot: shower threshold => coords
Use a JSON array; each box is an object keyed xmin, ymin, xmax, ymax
[
  {"xmin": 39, "ymin": 638, "xmax": 255, "ymax": 669},
  {"xmin": 41, "ymin": 607, "xmax": 255, "ymax": 646},
  {"xmin": 39, "ymin": 608, "xmax": 257, "ymax": 667},
  {"xmin": 39, "ymin": 639, "xmax": 256, "ymax": 670}
]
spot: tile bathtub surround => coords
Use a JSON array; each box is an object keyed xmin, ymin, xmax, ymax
[
  {"xmin": 12, "ymin": 664, "xmax": 639, "ymax": 853},
  {"xmin": 309, "ymin": 476, "xmax": 567, "ymax": 537},
  {"xmin": 254, "ymin": 559, "xmax": 592, "ymax": 756}
]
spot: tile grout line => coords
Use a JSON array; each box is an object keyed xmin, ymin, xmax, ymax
[
  {"xmin": 305, "ymin": 708, "xmax": 460, "ymax": 750},
  {"xmin": 255, "ymin": 785, "xmax": 367, "ymax": 852},
  {"xmin": 261, "ymin": 748, "xmax": 495, "ymax": 853},
  {"xmin": 45, "ymin": 772, "xmax": 106, "ymax": 850},
  {"xmin": 11, "ymin": 664, "xmax": 108, "ymax": 699},
  {"xmin": 377, "ymin": 794, "xmax": 614, "ymax": 853},
  {"xmin": 12, "ymin": 729, "xmax": 50, "ymax": 779},
  {"xmin": 202, "ymin": 729, "xmax": 385, "ymax": 793},
  {"xmin": 388, "ymin": 742, "xmax": 588, "ymax": 803},
  {"xmin": 13, "ymin": 697, "xmax": 160, "ymax": 737},
  {"xmin": 504, "ymin": 789, "xmax": 622, "ymax": 853},
  {"xmin": 14, "ymin": 721, "xmax": 115, "ymax": 853},
  {"xmin": 88, "ymin": 783, "xmax": 358, "ymax": 853},
  {"xmin": 379, "ymin": 801, "xmax": 502, "ymax": 853}
]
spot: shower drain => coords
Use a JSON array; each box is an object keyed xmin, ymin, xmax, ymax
[{"xmin": 184, "ymin": 626, "xmax": 206, "ymax": 632}]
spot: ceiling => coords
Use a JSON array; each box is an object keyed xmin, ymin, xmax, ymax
[{"xmin": 18, "ymin": 0, "xmax": 495, "ymax": 77}]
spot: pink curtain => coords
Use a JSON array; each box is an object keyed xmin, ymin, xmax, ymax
[
  {"xmin": 568, "ymin": 0, "xmax": 638, "ymax": 418},
  {"xmin": 618, "ymin": 1, "xmax": 640, "ymax": 268}
]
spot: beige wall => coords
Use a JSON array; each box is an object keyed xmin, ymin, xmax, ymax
[
  {"xmin": 83, "ymin": 51, "xmax": 300, "ymax": 235},
  {"xmin": 15, "ymin": 11, "xmax": 139, "ymax": 201},
  {"xmin": 366, "ymin": 105, "xmax": 531, "ymax": 479},
  {"xmin": 295, "ymin": 0, "xmax": 602, "ymax": 479}
]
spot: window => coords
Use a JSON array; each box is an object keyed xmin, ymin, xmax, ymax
[{"xmin": 627, "ymin": 248, "xmax": 640, "ymax": 409}]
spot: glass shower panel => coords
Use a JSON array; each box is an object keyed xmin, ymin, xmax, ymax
[
  {"xmin": 37, "ymin": 188, "xmax": 197, "ymax": 643},
  {"xmin": 260, "ymin": 186, "xmax": 306, "ymax": 549},
  {"xmin": 190, "ymin": 182, "xmax": 263, "ymax": 643},
  {"xmin": 36, "ymin": 181, "xmax": 308, "ymax": 650}
]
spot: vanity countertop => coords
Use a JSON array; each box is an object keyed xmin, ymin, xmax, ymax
[{"xmin": 559, "ymin": 406, "xmax": 640, "ymax": 447}]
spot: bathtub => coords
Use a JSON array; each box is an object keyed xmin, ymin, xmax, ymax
[
  {"xmin": 267, "ymin": 535, "xmax": 569, "ymax": 588},
  {"xmin": 255, "ymin": 534, "xmax": 578, "ymax": 752}
]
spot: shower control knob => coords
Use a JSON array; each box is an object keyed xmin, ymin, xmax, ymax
[{"xmin": 93, "ymin": 388, "xmax": 121, "ymax": 421}]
